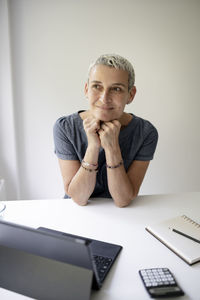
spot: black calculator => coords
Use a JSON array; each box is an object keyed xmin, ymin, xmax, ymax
[{"xmin": 139, "ymin": 268, "xmax": 184, "ymax": 298}]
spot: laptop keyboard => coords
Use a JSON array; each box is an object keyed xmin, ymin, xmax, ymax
[{"xmin": 93, "ymin": 255, "xmax": 113, "ymax": 282}]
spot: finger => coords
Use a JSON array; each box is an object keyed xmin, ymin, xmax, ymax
[
  {"xmin": 98, "ymin": 128, "xmax": 104, "ymax": 134},
  {"xmin": 100, "ymin": 123, "xmax": 107, "ymax": 130},
  {"xmin": 92, "ymin": 120, "xmax": 100, "ymax": 132},
  {"xmin": 84, "ymin": 116, "xmax": 99, "ymax": 123},
  {"xmin": 111, "ymin": 120, "xmax": 121, "ymax": 127},
  {"xmin": 84, "ymin": 118, "xmax": 100, "ymax": 130},
  {"xmin": 100, "ymin": 121, "xmax": 112, "ymax": 130},
  {"xmin": 97, "ymin": 129, "xmax": 105, "ymax": 138},
  {"xmin": 101, "ymin": 121, "xmax": 115, "ymax": 131}
]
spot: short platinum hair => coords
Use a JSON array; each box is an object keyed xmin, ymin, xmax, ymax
[{"xmin": 88, "ymin": 54, "xmax": 135, "ymax": 91}]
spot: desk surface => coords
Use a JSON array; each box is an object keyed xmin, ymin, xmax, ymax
[{"xmin": 0, "ymin": 192, "xmax": 200, "ymax": 300}]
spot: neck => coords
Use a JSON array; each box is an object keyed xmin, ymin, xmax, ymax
[{"xmin": 118, "ymin": 112, "xmax": 133, "ymax": 127}]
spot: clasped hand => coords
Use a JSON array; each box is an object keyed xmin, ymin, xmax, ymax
[{"xmin": 83, "ymin": 116, "xmax": 121, "ymax": 150}]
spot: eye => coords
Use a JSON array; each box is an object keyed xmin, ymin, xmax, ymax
[
  {"xmin": 92, "ymin": 84, "xmax": 101, "ymax": 90},
  {"xmin": 112, "ymin": 86, "xmax": 122, "ymax": 92}
]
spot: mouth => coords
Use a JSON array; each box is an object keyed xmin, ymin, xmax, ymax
[{"xmin": 97, "ymin": 106, "xmax": 113, "ymax": 111}]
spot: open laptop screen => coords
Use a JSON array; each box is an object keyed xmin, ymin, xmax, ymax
[{"xmin": 0, "ymin": 220, "xmax": 93, "ymax": 300}]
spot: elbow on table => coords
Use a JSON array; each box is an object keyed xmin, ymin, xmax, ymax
[
  {"xmin": 73, "ymin": 198, "xmax": 88, "ymax": 206},
  {"xmin": 114, "ymin": 201, "xmax": 130, "ymax": 208},
  {"xmin": 69, "ymin": 193, "xmax": 88, "ymax": 206},
  {"xmin": 114, "ymin": 193, "xmax": 138, "ymax": 208},
  {"xmin": 69, "ymin": 195, "xmax": 88, "ymax": 206},
  {"xmin": 65, "ymin": 187, "xmax": 88, "ymax": 206}
]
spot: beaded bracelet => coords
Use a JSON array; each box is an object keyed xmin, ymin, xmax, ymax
[
  {"xmin": 82, "ymin": 160, "xmax": 98, "ymax": 167},
  {"xmin": 106, "ymin": 160, "xmax": 123, "ymax": 169},
  {"xmin": 81, "ymin": 164, "xmax": 98, "ymax": 172}
]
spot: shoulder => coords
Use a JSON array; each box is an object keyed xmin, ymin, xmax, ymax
[
  {"xmin": 131, "ymin": 114, "xmax": 158, "ymax": 138},
  {"xmin": 53, "ymin": 112, "xmax": 83, "ymax": 133},
  {"xmin": 54, "ymin": 112, "xmax": 79, "ymax": 127}
]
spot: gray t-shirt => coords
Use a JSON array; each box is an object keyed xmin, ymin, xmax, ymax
[{"xmin": 53, "ymin": 111, "xmax": 158, "ymax": 198}]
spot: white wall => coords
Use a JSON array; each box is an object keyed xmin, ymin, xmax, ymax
[
  {"xmin": 0, "ymin": 0, "xmax": 20, "ymax": 200},
  {"xmin": 1, "ymin": 0, "xmax": 200, "ymax": 200}
]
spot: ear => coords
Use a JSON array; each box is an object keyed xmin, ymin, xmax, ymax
[
  {"xmin": 84, "ymin": 82, "xmax": 89, "ymax": 98},
  {"xmin": 127, "ymin": 86, "xmax": 136, "ymax": 104}
]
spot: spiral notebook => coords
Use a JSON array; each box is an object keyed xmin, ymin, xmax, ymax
[{"xmin": 146, "ymin": 215, "xmax": 200, "ymax": 265}]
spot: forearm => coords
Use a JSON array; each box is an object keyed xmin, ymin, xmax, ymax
[
  {"xmin": 67, "ymin": 146, "xmax": 99, "ymax": 205},
  {"xmin": 105, "ymin": 148, "xmax": 136, "ymax": 207}
]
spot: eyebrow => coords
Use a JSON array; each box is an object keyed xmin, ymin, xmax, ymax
[
  {"xmin": 112, "ymin": 83, "xmax": 127, "ymax": 88},
  {"xmin": 90, "ymin": 80, "xmax": 127, "ymax": 87},
  {"xmin": 90, "ymin": 80, "xmax": 102, "ymax": 84}
]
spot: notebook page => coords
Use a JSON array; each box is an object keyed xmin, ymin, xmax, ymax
[
  {"xmin": 146, "ymin": 216, "xmax": 200, "ymax": 264},
  {"xmin": 169, "ymin": 215, "xmax": 200, "ymax": 240}
]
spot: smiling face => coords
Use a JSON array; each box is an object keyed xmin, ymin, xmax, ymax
[{"xmin": 85, "ymin": 65, "xmax": 136, "ymax": 122}]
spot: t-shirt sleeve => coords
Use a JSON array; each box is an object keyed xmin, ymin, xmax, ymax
[
  {"xmin": 135, "ymin": 124, "xmax": 158, "ymax": 161},
  {"xmin": 53, "ymin": 118, "xmax": 79, "ymax": 160}
]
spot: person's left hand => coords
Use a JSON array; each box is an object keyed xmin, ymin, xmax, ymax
[{"xmin": 98, "ymin": 120, "xmax": 121, "ymax": 151}]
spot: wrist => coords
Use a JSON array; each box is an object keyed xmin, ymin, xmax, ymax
[
  {"xmin": 87, "ymin": 143, "xmax": 100, "ymax": 152},
  {"xmin": 84, "ymin": 144, "xmax": 100, "ymax": 169},
  {"xmin": 106, "ymin": 160, "xmax": 123, "ymax": 169},
  {"xmin": 105, "ymin": 145, "xmax": 122, "ymax": 163},
  {"xmin": 105, "ymin": 145, "xmax": 121, "ymax": 158}
]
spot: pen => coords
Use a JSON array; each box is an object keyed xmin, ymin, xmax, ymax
[{"xmin": 171, "ymin": 228, "xmax": 200, "ymax": 244}]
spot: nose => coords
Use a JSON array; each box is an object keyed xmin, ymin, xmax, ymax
[{"xmin": 99, "ymin": 90, "xmax": 111, "ymax": 104}]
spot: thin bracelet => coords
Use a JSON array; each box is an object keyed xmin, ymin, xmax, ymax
[
  {"xmin": 106, "ymin": 160, "xmax": 123, "ymax": 169},
  {"xmin": 82, "ymin": 160, "xmax": 98, "ymax": 167},
  {"xmin": 81, "ymin": 164, "xmax": 98, "ymax": 172}
]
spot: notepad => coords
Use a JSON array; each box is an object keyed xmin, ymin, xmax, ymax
[{"xmin": 146, "ymin": 215, "xmax": 200, "ymax": 265}]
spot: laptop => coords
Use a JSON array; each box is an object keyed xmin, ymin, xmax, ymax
[{"xmin": 0, "ymin": 220, "xmax": 122, "ymax": 300}]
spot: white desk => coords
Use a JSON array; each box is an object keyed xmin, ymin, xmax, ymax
[{"xmin": 0, "ymin": 192, "xmax": 200, "ymax": 300}]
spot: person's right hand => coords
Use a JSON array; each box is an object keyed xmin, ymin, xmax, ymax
[{"xmin": 83, "ymin": 116, "xmax": 101, "ymax": 148}]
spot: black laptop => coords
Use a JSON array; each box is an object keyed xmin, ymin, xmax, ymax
[{"xmin": 0, "ymin": 220, "xmax": 122, "ymax": 300}]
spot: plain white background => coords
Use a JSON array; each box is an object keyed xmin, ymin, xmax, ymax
[{"xmin": 1, "ymin": 0, "xmax": 200, "ymax": 200}]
